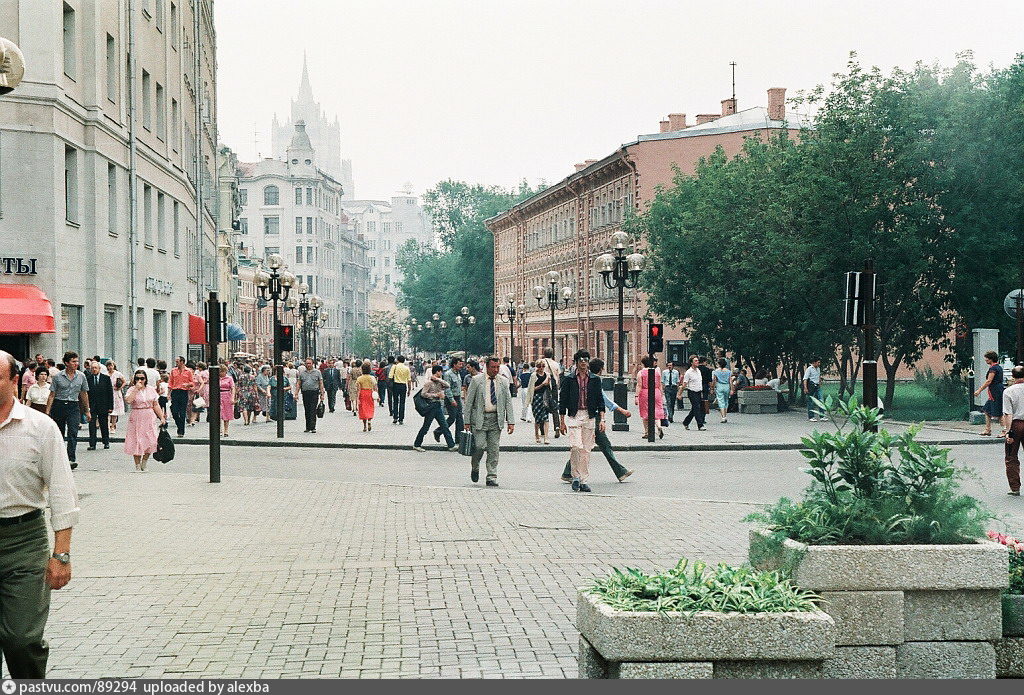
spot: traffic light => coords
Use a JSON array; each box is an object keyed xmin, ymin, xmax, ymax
[
  {"xmin": 278, "ymin": 324, "xmax": 294, "ymax": 352},
  {"xmin": 647, "ymin": 323, "xmax": 664, "ymax": 354}
]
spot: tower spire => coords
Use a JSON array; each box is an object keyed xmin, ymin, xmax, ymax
[{"xmin": 298, "ymin": 51, "xmax": 313, "ymax": 101}]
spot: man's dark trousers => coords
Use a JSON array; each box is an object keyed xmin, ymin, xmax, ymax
[
  {"xmin": 386, "ymin": 377, "xmax": 396, "ymax": 417},
  {"xmin": 170, "ymin": 388, "xmax": 189, "ymax": 436},
  {"xmin": 0, "ymin": 516, "xmax": 51, "ymax": 677},
  {"xmin": 50, "ymin": 400, "xmax": 80, "ymax": 462},
  {"xmin": 88, "ymin": 410, "xmax": 110, "ymax": 448},
  {"xmin": 664, "ymin": 384, "xmax": 678, "ymax": 421},
  {"xmin": 561, "ymin": 426, "xmax": 628, "ymax": 479},
  {"xmin": 434, "ymin": 397, "xmax": 463, "ymax": 440},
  {"xmin": 301, "ymin": 390, "xmax": 319, "ymax": 432},
  {"xmin": 392, "ymin": 383, "xmax": 407, "ymax": 423},
  {"xmin": 325, "ymin": 387, "xmax": 338, "ymax": 413},
  {"xmin": 682, "ymin": 389, "xmax": 706, "ymax": 428},
  {"xmin": 1004, "ymin": 419, "xmax": 1024, "ymax": 493}
]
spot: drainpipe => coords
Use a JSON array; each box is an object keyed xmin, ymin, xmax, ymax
[
  {"xmin": 127, "ymin": 0, "xmax": 139, "ymax": 361},
  {"xmin": 193, "ymin": 0, "xmax": 204, "ymax": 308}
]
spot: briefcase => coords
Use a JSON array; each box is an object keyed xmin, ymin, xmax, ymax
[{"xmin": 457, "ymin": 429, "xmax": 475, "ymax": 457}]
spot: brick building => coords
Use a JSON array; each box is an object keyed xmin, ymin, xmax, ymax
[{"xmin": 486, "ymin": 88, "xmax": 806, "ymax": 375}]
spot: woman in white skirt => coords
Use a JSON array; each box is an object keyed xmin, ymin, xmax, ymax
[{"xmin": 106, "ymin": 360, "xmax": 126, "ymax": 431}]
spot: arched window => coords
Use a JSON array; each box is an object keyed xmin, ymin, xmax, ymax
[{"xmin": 263, "ymin": 185, "xmax": 279, "ymax": 206}]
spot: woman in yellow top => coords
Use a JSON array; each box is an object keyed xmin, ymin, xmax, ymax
[{"xmin": 356, "ymin": 362, "xmax": 378, "ymax": 431}]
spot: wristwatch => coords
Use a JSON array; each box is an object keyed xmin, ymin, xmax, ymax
[{"xmin": 51, "ymin": 552, "xmax": 70, "ymax": 564}]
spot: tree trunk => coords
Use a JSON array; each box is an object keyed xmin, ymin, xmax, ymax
[{"xmin": 880, "ymin": 351, "xmax": 900, "ymax": 410}]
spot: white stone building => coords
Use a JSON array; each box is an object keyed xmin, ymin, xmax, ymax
[
  {"xmin": 344, "ymin": 190, "xmax": 432, "ymax": 296},
  {"xmin": 0, "ymin": 0, "xmax": 218, "ymax": 363}
]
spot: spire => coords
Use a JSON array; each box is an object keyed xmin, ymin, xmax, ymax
[{"xmin": 298, "ymin": 52, "xmax": 314, "ymax": 102}]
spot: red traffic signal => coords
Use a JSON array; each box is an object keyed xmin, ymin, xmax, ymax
[
  {"xmin": 648, "ymin": 323, "xmax": 664, "ymax": 354},
  {"xmin": 278, "ymin": 324, "xmax": 295, "ymax": 352}
]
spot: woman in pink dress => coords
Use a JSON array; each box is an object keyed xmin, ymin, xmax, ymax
[
  {"xmin": 190, "ymin": 362, "xmax": 209, "ymax": 426},
  {"xmin": 218, "ymin": 365, "xmax": 236, "ymax": 437},
  {"xmin": 123, "ymin": 370, "xmax": 166, "ymax": 471},
  {"xmin": 635, "ymin": 356, "xmax": 666, "ymax": 440}
]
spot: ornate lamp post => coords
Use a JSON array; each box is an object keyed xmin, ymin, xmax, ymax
[
  {"xmin": 533, "ymin": 270, "xmax": 573, "ymax": 363},
  {"xmin": 423, "ymin": 314, "xmax": 447, "ymax": 357},
  {"xmin": 454, "ymin": 306, "xmax": 476, "ymax": 355},
  {"xmin": 254, "ymin": 254, "xmax": 296, "ymax": 439},
  {"xmin": 497, "ymin": 293, "xmax": 526, "ymax": 363},
  {"xmin": 595, "ymin": 230, "xmax": 645, "ymax": 431},
  {"xmin": 308, "ymin": 299, "xmax": 324, "ymax": 358}
]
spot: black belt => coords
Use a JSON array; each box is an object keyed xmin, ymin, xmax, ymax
[{"xmin": 0, "ymin": 509, "xmax": 43, "ymax": 526}]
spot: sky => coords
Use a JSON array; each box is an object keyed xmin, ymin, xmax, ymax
[{"xmin": 215, "ymin": 0, "xmax": 1024, "ymax": 201}]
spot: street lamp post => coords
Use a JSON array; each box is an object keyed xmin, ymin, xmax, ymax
[
  {"xmin": 595, "ymin": 231, "xmax": 645, "ymax": 432},
  {"xmin": 533, "ymin": 271, "xmax": 573, "ymax": 363},
  {"xmin": 254, "ymin": 254, "xmax": 296, "ymax": 439},
  {"xmin": 497, "ymin": 293, "xmax": 525, "ymax": 363},
  {"xmin": 454, "ymin": 306, "xmax": 475, "ymax": 355},
  {"xmin": 423, "ymin": 314, "xmax": 447, "ymax": 357}
]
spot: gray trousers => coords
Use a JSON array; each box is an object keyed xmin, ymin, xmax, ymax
[
  {"xmin": 471, "ymin": 411, "xmax": 502, "ymax": 482},
  {"xmin": 0, "ymin": 517, "xmax": 51, "ymax": 678}
]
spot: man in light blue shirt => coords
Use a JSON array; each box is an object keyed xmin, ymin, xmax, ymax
[
  {"xmin": 661, "ymin": 361, "xmax": 680, "ymax": 423},
  {"xmin": 559, "ymin": 358, "xmax": 635, "ymax": 484},
  {"xmin": 434, "ymin": 356, "xmax": 465, "ymax": 441}
]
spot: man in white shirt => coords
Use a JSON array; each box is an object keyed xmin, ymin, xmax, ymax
[
  {"xmin": 539, "ymin": 348, "xmax": 562, "ymax": 438},
  {"xmin": 803, "ymin": 358, "xmax": 828, "ymax": 422},
  {"xmin": 1001, "ymin": 365, "xmax": 1024, "ymax": 496},
  {"xmin": 0, "ymin": 350, "xmax": 79, "ymax": 677},
  {"xmin": 678, "ymin": 356, "xmax": 706, "ymax": 430}
]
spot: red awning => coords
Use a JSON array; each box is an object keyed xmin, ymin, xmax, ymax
[
  {"xmin": 0, "ymin": 284, "xmax": 56, "ymax": 334},
  {"xmin": 188, "ymin": 313, "xmax": 206, "ymax": 344}
]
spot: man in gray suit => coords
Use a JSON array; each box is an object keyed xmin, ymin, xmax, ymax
[{"xmin": 463, "ymin": 356, "xmax": 515, "ymax": 487}]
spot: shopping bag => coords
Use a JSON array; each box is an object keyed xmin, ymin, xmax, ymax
[
  {"xmin": 153, "ymin": 425, "xmax": 175, "ymax": 463},
  {"xmin": 458, "ymin": 429, "xmax": 475, "ymax": 456},
  {"xmin": 316, "ymin": 401, "xmax": 325, "ymax": 418},
  {"xmin": 192, "ymin": 396, "xmax": 206, "ymax": 409}
]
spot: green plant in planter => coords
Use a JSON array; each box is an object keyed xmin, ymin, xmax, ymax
[
  {"xmin": 745, "ymin": 397, "xmax": 991, "ymax": 545},
  {"xmin": 585, "ymin": 557, "xmax": 820, "ymax": 614}
]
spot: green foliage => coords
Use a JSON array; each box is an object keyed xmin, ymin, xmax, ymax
[
  {"xmin": 913, "ymin": 367, "xmax": 970, "ymax": 405},
  {"xmin": 745, "ymin": 399, "xmax": 991, "ymax": 545},
  {"xmin": 585, "ymin": 557, "xmax": 820, "ymax": 614},
  {"xmin": 350, "ymin": 326, "xmax": 373, "ymax": 357}
]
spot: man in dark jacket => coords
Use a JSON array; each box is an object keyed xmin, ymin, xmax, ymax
[
  {"xmin": 85, "ymin": 361, "xmax": 113, "ymax": 450},
  {"xmin": 322, "ymin": 358, "xmax": 341, "ymax": 413},
  {"xmin": 558, "ymin": 349, "xmax": 604, "ymax": 493}
]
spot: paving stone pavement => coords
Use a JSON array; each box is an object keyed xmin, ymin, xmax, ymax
[{"xmin": 45, "ymin": 469, "xmax": 750, "ymax": 678}]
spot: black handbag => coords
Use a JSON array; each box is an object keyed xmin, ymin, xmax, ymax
[
  {"xmin": 153, "ymin": 425, "xmax": 175, "ymax": 463},
  {"xmin": 413, "ymin": 391, "xmax": 431, "ymax": 416},
  {"xmin": 316, "ymin": 401, "xmax": 325, "ymax": 418}
]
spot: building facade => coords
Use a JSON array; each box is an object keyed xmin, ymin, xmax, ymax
[
  {"xmin": 486, "ymin": 89, "xmax": 805, "ymax": 372},
  {"xmin": 0, "ymin": 0, "xmax": 217, "ymax": 363},
  {"xmin": 344, "ymin": 190, "xmax": 432, "ymax": 296},
  {"xmin": 336, "ymin": 212, "xmax": 370, "ymax": 356}
]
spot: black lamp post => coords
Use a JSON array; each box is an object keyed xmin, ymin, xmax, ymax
[
  {"xmin": 533, "ymin": 271, "xmax": 573, "ymax": 363},
  {"xmin": 253, "ymin": 254, "xmax": 296, "ymax": 439},
  {"xmin": 595, "ymin": 231, "xmax": 645, "ymax": 432},
  {"xmin": 454, "ymin": 306, "xmax": 476, "ymax": 355},
  {"xmin": 497, "ymin": 293, "xmax": 526, "ymax": 363},
  {"xmin": 423, "ymin": 313, "xmax": 447, "ymax": 357}
]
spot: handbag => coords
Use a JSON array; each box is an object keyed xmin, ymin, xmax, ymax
[
  {"xmin": 413, "ymin": 391, "xmax": 431, "ymax": 416},
  {"xmin": 458, "ymin": 429, "xmax": 475, "ymax": 456},
  {"xmin": 193, "ymin": 396, "xmax": 206, "ymax": 409},
  {"xmin": 233, "ymin": 403, "xmax": 241, "ymax": 420},
  {"xmin": 153, "ymin": 425, "xmax": 175, "ymax": 463},
  {"xmin": 316, "ymin": 401, "xmax": 325, "ymax": 418},
  {"xmin": 702, "ymin": 399, "xmax": 711, "ymax": 415}
]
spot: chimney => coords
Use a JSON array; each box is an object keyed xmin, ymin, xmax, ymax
[
  {"xmin": 667, "ymin": 113, "xmax": 687, "ymax": 130},
  {"xmin": 659, "ymin": 120, "xmax": 671, "ymax": 133},
  {"xmin": 767, "ymin": 87, "xmax": 786, "ymax": 121},
  {"xmin": 721, "ymin": 98, "xmax": 737, "ymax": 116},
  {"xmin": 695, "ymin": 114, "xmax": 719, "ymax": 125},
  {"xmin": 574, "ymin": 163, "xmax": 587, "ymax": 172}
]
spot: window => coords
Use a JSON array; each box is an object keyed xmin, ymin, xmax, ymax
[
  {"xmin": 170, "ymin": 98, "xmax": 179, "ymax": 150},
  {"xmin": 61, "ymin": 305, "xmax": 83, "ymax": 355},
  {"xmin": 238, "ymin": 218, "xmax": 248, "ymax": 234},
  {"xmin": 153, "ymin": 310, "xmax": 166, "ymax": 359},
  {"xmin": 107, "ymin": 163, "xmax": 117, "ymax": 234},
  {"xmin": 141, "ymin": 70, "xmax": 152, "ymax": 129},
  {"xmin": 306, "ymin": 188, "xmax": 312, "ymax": 205},
  {"xmin": 155, "ymin": 83, "xmax": 166, "ymax": 140},
  {"xmin": 264, "ymin": 216, "xmax": 279, "ymax": 235},
  {"xmin": 385, "ymin": 275, "xmax": 390, "ymax": 286},
  {"xmin": 155, "ymin": 0, "xmax": 164, "ymax": 31},
  {"xmin": 238, "ymin": 188, "xmax": 247, "ymax": 205},
  {"xmin": 105, "ymin": 34, "xmax": 116, "ymax": 101},
  {"xmin": 171, "ymin": 312, "xmax": 182, "ymax": 355},
  {"xmin": 395, "ymin": 221, "xmax": 403, "ymax": 234},
  {"xmin": 295, "ymin": 246, "xmax": 303, "ymax": 264},
  {"xmin": 157, "ymin": 192, "xmax": 166, "ymax": 249},
  {"xmin": 173, "ymin": 201, "xmax": 180, "ymax": 255},
  {"xmin": 367, "ymin": 221, "xmax": 376, "ymax": 234},
  {"xmin": 306, "ymin": 217, "xmax": 313, "ymax": 235},
  {"xmin": 62, "ymin": 3, "xmax": 76, "ymax": 79},
  {"xmin": 295, "ymin": 187, "xmax": 302, "ymax": 205},
  {"xmin": 307, "ymin": 246, "xmax": 314, "ymax": 263},
  {"xmin": 295, "ymin": 217, "xmax": 302, "ymax": 235},
  {"xmin": 371, "ymin": 257, "xmax": 376, "ymax": 267},
  {"xmin": 385, "ymin": 257, "xmax": 390, "ymax": 267},
  {"xmin": 265, "ymin": 246, "xmax": 280, "ymax": 256},
  {"xmin": 64, "ymin": 145, "xmax": 78, "ymax": 223},
  {"xmin": 143, "ymin": 183, "xmax": 152, "ymax": 245},
  {"xmin": 263, "ymin": 185, "xmax": 279, "ymax": 205},
  {"xmin": 307, "ymin": 276, "xmax": 314, "ymax": 293},
  {"xmin": 170, "ymin": 3, "xmax": 178, "ymax": 49},
  {"xmin": 104, "ymin": 307, "xmax": 119, "ymax": 362},
  {"xmin": 383, "ymin": 222, "xmax": 391, "ymax": 234}
]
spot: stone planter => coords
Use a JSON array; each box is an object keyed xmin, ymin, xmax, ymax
[
  {"xmin": 749, "ymin": 529, "xmax": 1009, "ymax": 679},
  {"xmin": 737, "ymin": 388, "xmax": 778, "ymax": 414},
  {"xmin": 577, "ymin": 591, "xmax": 835, "ymax": 678},
  {"xmin": 995, "ymin": 594, "xmax": 1024, "ymax": 678},
  {"xmin": 1003, "ymin": 594, "xmax": 1024, "ymax": 637}
]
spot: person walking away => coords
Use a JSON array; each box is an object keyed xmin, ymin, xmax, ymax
[
  {"xmin": 518, "ymin": 362, "xmax": 533, "ymax": 423},
  {"xmin": 322, "ymin": 358, "xmax": 341, "ymax": 414},
  {"xmin": 975, "ymin": 350, "xmax": 1005, "ymax": 436},
  {"xmin": 391, "ymin": 355, "xmax": 411, "ymax": 424},
  {"xmin": 463, "ymin": 357, "xmax": 515, "ymax": 487},
  {"xmin": 384, "ymin": 356, "xmax": 397, "ymax": 419},
  {"xmin": 803, "ymin": 358, "xmax": 828, "ymax": 422},
  {"xmin": 559, "ymin": 350, "xmax": 604, "ymax": 492},
  {"xmin": 635, "ymin": 356, "xmax": 665, "ymax": 439},
  {"xmin": 560, "ymin": 358, "xmax": 635, "ymax": 483},
  {"xmin": 106, "ymin": 361, "xmax": 125, "ymax": 432},
  {"xmin": 712, "ymin": 358, "xmax": 733, "ymax": 424},
  {"xmin": 217, "ymin": 365, "xmax": 236, "ymax": 437},
  {"xmin": 0, "ymin": 350, "xmax": 79, "ymax": 677},
  {"xmin": 662, "ymin": 362, "xmax": 680, "ymax": 423},
  {"xmin": 375, "ymin": 362, "xmax": 388, "ymax": 407},
  {"xmin": 167, "ymin": 356, "xmax": 194, "ymax": 438},
  {"xmin": 255, "ymin": 365, "xmax": 272, "ymax": 423},
  {"xmin": 237, "ymin": 366, "xmax": 259, "ymax": 426},
  {"xmin": 348, "ymin": 360, "xmax": 362, "ymax": 416},
  {"xmin": 527, "ymin": 360, "xmax": 552, "ymax": 444},
  {"xmin": 340, "ymin": 360, "xmax": 352, "ymax": 412},
  {"xmin": 85, "ymin": 362, "xmax": 113, "ymax": 450},
  {"xmin": 413, "ymin": 366, "xmax": 456, "ymax": 450},
  {"xmin": 697, "ymin": 357, "xmax": 713, "ymax": 421},
  {"xmin": 45, "ymin": 352, "xmax": 89, "ymax": 469},
  {"xmin": 1001, "ymin": 365, "xmax": 1024, "ymax": 496},
  {"xmin": 356, "ymin": 362, "xmax": 377, "ymax": 432},
  {"xmin": 157, "ymin": 374, "xmax": 170, "ymax": 421},
  {"xmin": 540, "ymin": 348, "xmax": 562, "ymax": 438},
  {"xmin": 433, "ymin": 357, "xmax": 465, "ymax": 444},
  {"xmin": 23, "ymin": 368, "xmax": 51, "ymax": 414},
  {"xmin": 190, "ymin": 362, "xmax": 208, "ymax": 426},
  {"xmin": 298, "ymin": 358, "xmax": 326, "ymax": 434},
  {"xmin": 678, "ymin": 355, "xmax": 706, "ymax": 431},
  {"xmin": 143, "ymin": 358, "xmax": 160, "ymax": 395},
  {"xmin": 123, "ymin": 370, "xmax": 166, "ymax": 471}
]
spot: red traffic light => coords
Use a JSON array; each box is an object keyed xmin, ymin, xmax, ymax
[{"xmin": 650, "ymin": 324, "xmax": 662, "ymax": 337}]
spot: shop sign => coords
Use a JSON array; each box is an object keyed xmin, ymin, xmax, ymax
[
  {"xmin": 145, "ymin": 277, "xmax": 174, "ymax": 295},
  {"xmin": 0, "ymin": 257, "xmax": 37, "ymax": 275}
]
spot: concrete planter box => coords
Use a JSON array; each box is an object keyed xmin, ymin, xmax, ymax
[
  {"xmin": 737, "ymin": 389, "xmax": 778, "ymax": 414},
  {"xmin": 577, "ymin": 591, "xmax": 835, "ymax": 678},
  {"xmin": 1003, "ymin": 594, "xmax": 1024, "ymax": 637}
]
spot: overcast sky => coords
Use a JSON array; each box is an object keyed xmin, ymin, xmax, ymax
[{"xmin": 215, "ymin": 0, "xmax": 1023, "ymax": 201}]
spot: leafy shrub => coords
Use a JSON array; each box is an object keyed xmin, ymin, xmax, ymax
[
  {"xmin": 987, "ymin": 531, "xmax": 1024, "ymax": 594},
  {"xmin": 585, "ymin": 557, "xmax": 820, "ymax": 614},
  {"xmin": 914, "ymin": 366, "xmax": 969, "ymax": 403},
  {"xmin": 745, "ymin": 397, "xmax": 991, "ymax": 545}
]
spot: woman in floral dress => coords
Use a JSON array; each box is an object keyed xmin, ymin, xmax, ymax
[{"xmin": 236, "ymin": 366, "xmax": 259, "ymax": 425}]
